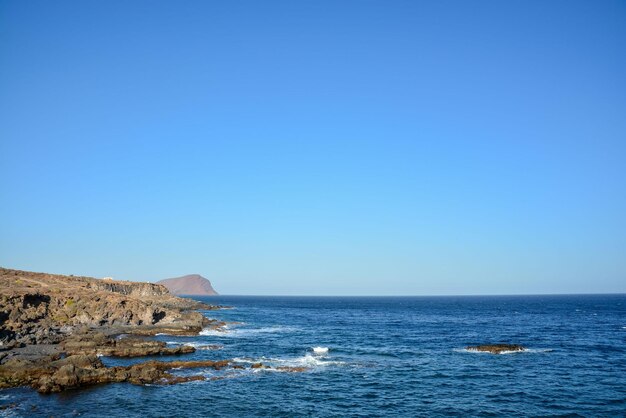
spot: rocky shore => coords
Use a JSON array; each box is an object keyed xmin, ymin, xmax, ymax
[
  {"xmin": 0, "ymin": 267, "xmax": 300, "ymax": 393},
  {"xmin": 0, "ymin": 268, "xmax": 216, "ymax": 347}
]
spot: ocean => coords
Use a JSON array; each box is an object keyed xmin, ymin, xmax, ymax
[{"xmin": 1, "ymin": 295, "xmax": 625, "ymax": 417}]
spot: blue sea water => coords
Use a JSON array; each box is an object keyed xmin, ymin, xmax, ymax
[{"xmin": 1, "ymin": 295, "xmax": 626, "ymax": 417}]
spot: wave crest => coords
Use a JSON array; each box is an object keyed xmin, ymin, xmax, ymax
[
  {"xmin": 233, "ymin": 353, "xmax": 346, "ymax": 369},
  {"xmin": 199, "ymin": 325, "xmax": 298, "ymax": 338}
]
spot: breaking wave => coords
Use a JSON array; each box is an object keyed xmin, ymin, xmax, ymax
[
  {"xmin": 233, "ymin": 353, "xmax": 346, "ymax": 369},
  {"xmin": 312, "ymin": 346, "xmax": 329, "ymax": 355},
  {"xmin": 199, "ymin": 325, "xmax": 299, "ymax": 337},
  {"xmin": 165, "ymin": 341, "xmax": 223, "ymax": 350}
]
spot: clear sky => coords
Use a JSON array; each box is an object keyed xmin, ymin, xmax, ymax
[{"xmin": 1, "ymin": 1, "xmax": 625, "ymax": 295}]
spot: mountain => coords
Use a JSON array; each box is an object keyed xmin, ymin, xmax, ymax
[{"xmin": 156, "ymin": 274, "xmax": 218, "ymax": 296}]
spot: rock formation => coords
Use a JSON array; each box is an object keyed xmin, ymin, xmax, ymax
[
  {"xmin": 0, "ymin": 353, "xmax": 306, "ymax": 394},
  {"xmin": 0, "ymin": 268, "xmax": 212, "ymax": 346},
  {"xmin": 466, "ymin": 344, "xmax": 525, "ymax": 354},
  {"xmin": 156, "ymin": 274, "xmax": 218, "ymax": 296},
  {"xmin": 61, "ymin": 332, "xmax": 196, "ymax": 357},
  {"xmin": 0, "ymin": 353, "xmax": 230, "ymax": 393}
]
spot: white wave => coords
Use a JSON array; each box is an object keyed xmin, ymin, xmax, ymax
[
  {"xmin": 199, "ymin": 325, "xmax": 231, "ymax": 336},
  {"xmin": 192, "ymin": 343, "xmax": 222, "ymax": 350},
  {"xmin": 199, "ymin": 325, "xmax": 298, "ymax": 338},
  {"xmin": 525, "ymin": 348, "xmax": 553, "ymax": 353},
  {"xmin": 190, "ymin": 368, "xmax": 248, "ymax": 380},
  {"xmin": 312, "ymin": 346, "xmax": 329, "ymax": 355},
  {"xmin": 232, "ymin": 357, "xmax": 259, "ymax": 364},
  {"xmin": 453, "ymin": 347, "xmax": 477, "ymax": 354},
  {"xmin": 165, "ymin": 341, "xmax": 223, "ymax": 350},
  {"xmin": 281, "ymin": 354, "xmax": 345, "ymax": 367},
  {"xmin": 233, "ymin": 354, "xmax": 345, "ymax": 369}
]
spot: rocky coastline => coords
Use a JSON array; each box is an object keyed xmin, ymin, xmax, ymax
[{"xmin": 0, "ymin": 267, "xmax": 301, "ymax": 394}]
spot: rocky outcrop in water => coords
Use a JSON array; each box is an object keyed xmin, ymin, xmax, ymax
[
  {"xmin": 466, "ymin": 344, "xmax": 525, "ymax": 354},
  {"xmin": 0, "ymin": 352, "xmax": 308, "ymax": 393},
  {"xmin": 0, "ymin": 353, "xmax": 231, "ymax": 393}
]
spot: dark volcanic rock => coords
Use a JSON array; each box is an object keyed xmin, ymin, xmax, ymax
[
  {"xmin": 0, "ymin": 353, "xmax": 233, "ymax": 393},
  {"xmin": 0, "ymin": 351, "xmax": 311, "ymax": 392},
  {"xmin": 275, "ymin": 366, "xmax": 308, "ymax": 372},
  {"xmin": 466, "ymin": 344, "xmax": 525, "ymax": 354},
  {"xmin": 62, "ymin": 332, "xmax": 195, "ymax": 357}
]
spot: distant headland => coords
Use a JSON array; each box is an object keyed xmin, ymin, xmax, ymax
[{"xmin": 156, "ymin": 274, "xmax": 218, "ymax": 296}]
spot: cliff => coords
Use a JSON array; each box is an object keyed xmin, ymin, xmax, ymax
[
  {"xmin": 156, "ymin": 274, "xmax": 218, "ymax": 296},
  {"xmin": 0, "ymin": 267, "xmax": 211, "ymax": 346}
]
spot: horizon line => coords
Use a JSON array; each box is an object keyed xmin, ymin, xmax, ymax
[{"xmin": 194, "ymin": 292, "xmax": 626, "ymax": 297}]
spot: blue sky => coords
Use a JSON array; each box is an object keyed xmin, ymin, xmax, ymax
[{"xmin": 1, "ymin": 1, "xmax": 625, "ymax": 295}]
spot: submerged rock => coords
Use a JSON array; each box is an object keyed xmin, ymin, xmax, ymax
[
  {"xmin": 248, "ymin": 363, "xmax": 307, "ymax": 372},
  {"xmin": 1, "ymin": 350, "xmax": 306, "ymax": 393},
  {"xmin": 195, "ymin": 344, "xmax": 223, "ymax": 350},
  {"xmin": 275, "ymin": 366, "xmax": 308, "ymax": 372},
  {"xmin": 0, "ymin": 354, "xmax": 233, "ymax": 393},
  {"xmin": 466, "ymin": 344, "xmax": 525, "ymax": 354}
]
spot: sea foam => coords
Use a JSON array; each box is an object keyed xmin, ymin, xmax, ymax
[
  {"xmin": 233, "ymin": 353, "xmax": 346, "ymax": 370},
  {"xmin": 199, "ymin": 325, "xmax": 298, "ymax": 338},
  {"xmin": 165, "ymin": 341, "xmax": 223, "ymax": 350},
  {"xmin": 312, "ymin": 346, "xmax": 329, "ymax": 354}
]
